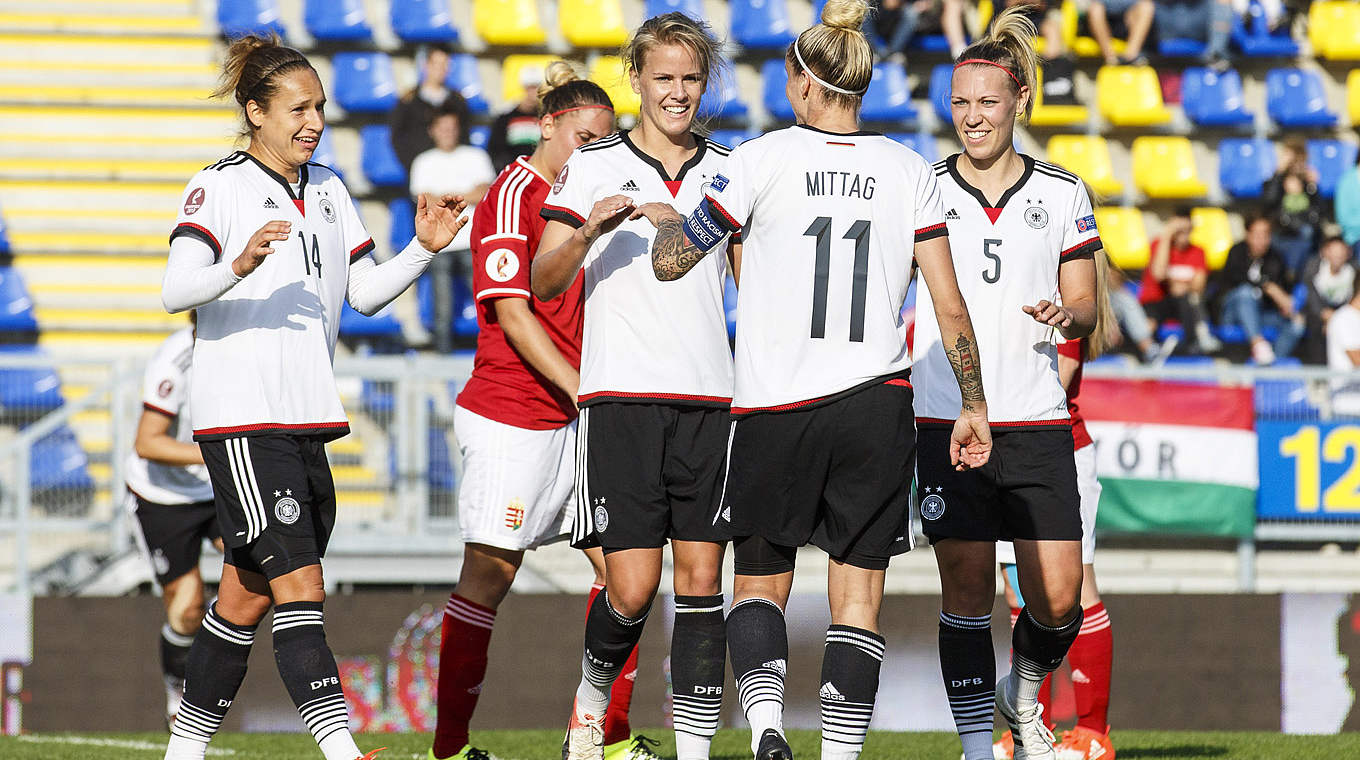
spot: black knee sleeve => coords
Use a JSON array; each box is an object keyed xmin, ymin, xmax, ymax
[{"xmin": 733, "ymin": 535, "xmax": 797, "ymax": 576}]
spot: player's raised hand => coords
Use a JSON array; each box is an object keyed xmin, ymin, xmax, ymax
[
  {"xmin": 628, "ymin": 201, "xmax": 683, "ymax": 228},
  {"xmin": 232, "ymin": 220, "xmax": 291, "ymax": 277},
  {"xmin": 1022, "ymin": 299, "xmax": 1074, "ymax": 329},
  {"xmin": 414, "ymin": 193, "xmax": 469, "ymax": 253},
  {"xmin": 949, "ymin": 411, "xmax": 992, "ymax": 471},
  {"xmin": 581, "ymin": 195, "xmax": 635, "ymax": 242}
]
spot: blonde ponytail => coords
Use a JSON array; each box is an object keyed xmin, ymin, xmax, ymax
[
  {"xmin": 536, "ymin": 59, "xmax": 613, "ymax": 118},
  {"xmin": 787, "ymin": 0, "xmax": 874, "ymax": 109},
  {"xmin": 955, "ymin": 5, "xmax": 1039, "ymax": 123}
]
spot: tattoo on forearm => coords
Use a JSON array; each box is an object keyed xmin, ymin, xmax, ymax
[
  {"xmin": 944, "ymin": 332, "xmax": 986, "ymax": 412},
  {"xmin": 652, "ymin": 217, "xmax": 710, "ymax": 281}
]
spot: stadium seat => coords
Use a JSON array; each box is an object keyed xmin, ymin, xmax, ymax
[
  {"xmin": 468, "ymin": 125, "xmax": 490, "ymax": 149},
  {"xmin": 709, "ymin": 129, "xmax": 756, "ymax": 148},
  {"xmin": 500, "ymin": 55, "xmax": 558, "ymax": 106},
  {"xmin": 589, "ymin": 56, "xmax": 641, "ymax": 118},
  {"xmin": 929, "ymin": 63, "xmax": 953, "ymax": 124},
  {"xmin": 732, "ymin": 0, "xmax": 797, "ymax": 51},
  {"xmin": 888, "ymin": 133, "xmax": 939, "ymax": 163},
  {"xmin": 1190, "ymin": 207, "xmax": 1233, "ymax": 270},
  {"xmin": 762, "ymin": 59, "xmax": 795, "ymax": 122},
  {"xmin": 1232, "ymin": 0, "xmax": 1299, "ymax": 57},
  {"xmin": 332, "ymin": 52, "xmax": 398, "ymax": 114},
  {"xmin": 427, "ymin": 426, "xmax": 456, "ymax": 491},
  {"xmin": 30, "ymin": 426, "xmax": 94, "ymax": 495},
  {"xmin": 561, "ymin": 0, "xmax": 628, "ymax": 47},
  {"xmin": 390, "ymin": 0, "xmax": 460, "ymax": 43},
  {"xmin": 217, "ymin": 0, "xmax": 287, "ymax": 39},
  {"xmin": 1265, "ymin": 68, "xmax": 1338, "ymax": 129},
  {"xmin": 860, "ymin": 62, "xmax": 917, "ymax": 123},
  {"xmin": 1072, "ymin": 0, "xmax": 1125, "ymax": 59},
  {"xmin": 1180, "ymin": 67, "xmax": 1254, "ymax": 127},
  {"xmin": 360, "ymin": 125, "xmax": 407, "ymax": 188},
  {"xmin": 1096, "ymin": 66, "xmax": 1171, "ymax": 127},
  {"xmin": 417, "ymin": 272, "xmax": 478, "ymax": 336},
  {"xmin": 1045, "ymin": 135, "xmax": 1124, "ymax": 198},
  {"xmin": 723, "ymin": 274, "xmax": 737, "ymax": 338},
  {"xmin": 1095, "ymin": 207, "xmax": 1149, "ymax": 270},
  {"xmin": 0, "ymin": 207, "xmax": 10, "ymax": 255},
  {"xmin": 1028, "ymin": 66, "xmax": 1089, "ymax": 128},
  {"xmin": 1131, "ymin": 136, "xmax": 1208, "ymax": 198},
  {"xmin": 1307, "ymin": 139, "xmax": 1360, "ymax": 200},
  {"xmin": 1218, "ymin": 138, "xmax": 1275, "ymax": 199},
  {"xmin": 447, "ymin": 54, "xmax": 489, "ymax": 114},
  {"xmin": 339, "ymin": 301, "xmax": 404, "ymax": 338},
  {"xmin": 311, "ymin": 128, "xmax": 343, "ymax": 179},
  {"xmin": 304, "ymin": 0, "xmax": 371, "ymax": 42},
  {"xmin": 646, "ymin": 0, "xmax": 704, "ymax": 19},
  {"xmin": 0, "ymin": 353, "xmax": 62, "ymax": 416},
  {"xmin": 699, "ymin": 72, "xmax": 750, "ymax": 121},
  {"xmin": 0, "ymin": 268, "xmax": 36, "ymax": 333},
  {"xmin": 1309, "ymin": 1, "xmax": 1360, "ymax": 59},
  {"xmin": 1157, "ymin": 37, "xmax": 1206, "ymax": 58},
  {"xmin": 1350, "ymin": 70, "xmax": 1360, "ymax": 126},
  {"xmin": 389, "ymin": 197, "xmax": 416, "ymax": 252},
  {"xmin": 474, "ymin": 0, "xmax": 547, "ymax": 46}
]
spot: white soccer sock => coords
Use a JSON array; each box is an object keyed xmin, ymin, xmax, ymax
[
  {"xmin": 747, "ymin": 703, "xmax": 784, "ymax": 755},
  {"xmin": 317, "ymin": 729, "xmax": 362, "ymax": 760},
  {"xmin": 960, "ymin": 732, "xmax": 995, "ymax": 760},
  {"xmin": 575, "ymin": 650, "xmax": 613, "ymax": 719},
  {"xmin": 676, "ymin": 731, "xmax": 712, "ymax": 760},
  {"xmin": 164, "ymin": 734, "xmax": 207, "ymax": 760}
]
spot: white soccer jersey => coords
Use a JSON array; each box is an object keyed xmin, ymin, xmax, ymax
[
  {"xmin": 541, "ymin": 132, "xmax": 733, "ymax": 407},
  {"xmin": 170, "ymin": 152, "xmax": 376, "ymax": 440},
  {"xmin": 125, "ymin": 327, "xmax": 215, "ymax": 505},
  {"xmin": 691, "ymin": 125, "xmax": 946, "ymax": 413},
  {"xmin": 912, "ymin": 154, "xmax": 1102, "ymax": 426}
]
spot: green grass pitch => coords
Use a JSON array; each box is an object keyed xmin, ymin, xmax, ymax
[{"xmin": 3, "ymin": 729, "xmax": 1360, "ymax": 759}]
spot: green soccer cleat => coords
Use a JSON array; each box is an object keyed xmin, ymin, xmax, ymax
[
  {"xmin": 602, "ymin": 734, "xmax": 662, "ymax": 760},
  {"xmin": 428, "ymin": 747, "xmax": 497, "ymax": 760}
]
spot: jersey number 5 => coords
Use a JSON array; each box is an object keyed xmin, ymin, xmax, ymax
[
  {"xmin": 298, "ymin": 231, "xmax": 322, "ymax": 276},
  {"xmin": 804, "ymin": 217, "xmax": 870, "ymax": 343},
  {"xmin": 983, "ymin": 238, "xmax": 1002, "ymax": 284}
]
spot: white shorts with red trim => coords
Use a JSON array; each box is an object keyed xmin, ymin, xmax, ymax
[
  {"xmin": 454, "ymin": 406, "xmax": 575, "ymax": 551},
  {"xmin": 997, "ymin": 443, "xmax": 1100, "ymax": 565}
]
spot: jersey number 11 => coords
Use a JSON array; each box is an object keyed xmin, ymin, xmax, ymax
[{"xmin": 804, "ymin": 217, "xmax": 870, "ymax": 343}]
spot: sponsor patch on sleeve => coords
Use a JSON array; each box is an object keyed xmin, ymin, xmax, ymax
[{"xmin": 1075, "ymin": 214, "xmax": 1097, "ymax": 234}]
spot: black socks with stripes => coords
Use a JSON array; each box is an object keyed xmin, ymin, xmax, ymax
[
  {"xmin": 820, "ymin": 624, "xmax": 885, "ymax": 760},
  {"xmin": 939, "ymin": 611, "xmax": 996, "ymax": 760},
  {"xmin": 271, "ymin": 601, "xmax": 362, "ymax": 760},
  {"xmin": 727, "ymin": 597, "xmax": 788, "ymax": 756},
  {"xmin": 671, "ymin": 594, "xmax": 727, "ymax": 760},
  {"xmin": 576, "ymin": 589, "xmax": 651, "ymax": 721},
  {"xmin": 166, "ymin": 603, "xmax": 256, "ymax": 760}
]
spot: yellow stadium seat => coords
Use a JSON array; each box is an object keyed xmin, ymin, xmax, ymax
[
  {"xmin": 1072, "ymin": 0, "xmax": 1126, "ymax": 59},
  {"xmin": 1097, "ymin": 66, "xmax": 1170, "ymax": 126},
  {"xmin": 1349, "ymin": 70, "xmax": 1360, "ymax": 125},
  {"xmin": 1028, "ymin": 66, "xmax": 1089, "ymax": 128},
  {"xmin": 1131, "ymin": 136, "xmax": 1208, "ymax": 199},
  {"xmin": 474, "ymin": 0, "xmax": 547, "ymax": 46},
  {"xmin": 1095, "ymin": 207, "xmax": 1150, "ymax": 270},
  {"xmin": 560, "ymin": 0, "xmax": 628, "ymax": 47},
  {"xmin": 1190, "ymin": 207, "xmax": 1233, "ymax": 270},
  {"xmin": 588, "ymin": 56, "xmax": 640, "ymax": 117},
  {"xmin": 1046, "ymin": 135, "xmax": 1123, "ymax": 198},
  {"xmin": 500, "ymin": 55, "xmax": 560, "ymax": 105},
  {"xmin": 1310, "ymin": 1, "xmax": 1360, "ymax": 59}
]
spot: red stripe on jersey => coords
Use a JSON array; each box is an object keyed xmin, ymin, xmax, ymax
[
  {"xmin": 349, "ymin": 238, "xmax": 375, "ymax": 263},
  {"xmin": 708, "ymin": 198, "xmax": 742, "ymax": 230},
  {"xmin": 1061, "ymin": 237, "xmax": 1102, "ymax": 261},
  {"xmin": 578, "ymin": 390, "xmax": 732, "ymax": 405},
  {"xmin": 916, "ymin": 416, "xmax": 1070, "ymax": 428},
  {"xmin": 984, "ymin": 207, "xmax": 1003, "ymax": 224},
  {"xmin": 174, "ymin": 222, "xmax": 221, "ymax": 255},
  {"xmin": 541, "ymin": 203, "xmax": 586, "ymax": 227},
  {"xmin": 293, "ymin": 199, "xmax": 305, "ymax": 216},
  {"xmin": 143, "ymin": 402, "xmax": 176, "ymax": 417},
  {"xmin": 664, "ymin": 179, "xmax": 682, "ymax": 197},
  {"xmin": 884, "ymin": 378, "xmax": 912, "ymax": 387},
  {"xmin": 915, "ymin": 222, "xmax": 947, "ymax": 239},
  {"xmin": 194, "ymin": 420, "xmax": 350, "ymax": 436},
  {"xmin": 826, "ymin": 141, "xmax": 856, "ymax": 147},
  {"xmin": 733, "ymin": 377, "xmax": 911, "ymax": 415}
]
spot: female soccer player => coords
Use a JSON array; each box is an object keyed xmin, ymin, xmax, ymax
[
  {"xmin": 633, "ymin": 2, "xmax": 991, "ymax": 758},
  {"xmin": 532, "ymin": 13, "xmax": 733, "ymax": 760},
  {"xmin": 160, "ymin": 35, "xmax": 467, "ymax": 760},
  {"xmin": 911, "ymin": 8, "xmax": 1102, "ymax": 760},
  {"xmin": 430, "ymin": 62, "xmax": 652, "ymax": 760}
]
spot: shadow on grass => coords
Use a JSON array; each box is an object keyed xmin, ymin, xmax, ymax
[{"xmin": 1117, "ymin": 746, "xmax": 1231, "ymax": 758}]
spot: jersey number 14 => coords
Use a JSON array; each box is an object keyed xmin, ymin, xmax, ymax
[
  {"xmin": 298, "ymin": 231, "xmax": 322, "ymax": 276},
  {"xmin": 804, "ymin": 217, "xmax": 870, "ymax": 343}
]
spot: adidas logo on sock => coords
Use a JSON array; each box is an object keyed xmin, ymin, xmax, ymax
[
  {"xmin": 1071, "ymin": 668, "xmax": 1090, "ymax": 684},
  {"xmin": 945, "ymin": 208, "xmax": 960, "ymax": 220},
  {"xmin": 264, "ymin": 197, "xmax": 279, "ymax": 209},
  {"xmin": 620, "ymin": 180, "xmax": 640, "ymax": 192},
  {"xmin": 819, "ymin": 682, "xmax": 846, "ymax": 701},
  {"xmin": 761, "ymin": 658, "xmax": 787, "ymax": 677}
]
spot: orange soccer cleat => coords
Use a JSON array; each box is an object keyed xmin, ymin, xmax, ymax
[
  {"xmin": 1055, "ymin": 726, "xmax": 1115, "ymax": 760},
  {"xmin": 355, "ymin": 749, "xmax": 388, "ymax": 760},
  {"xmin": 992, "ymin": 729, "xmax": 1015, "ymax": 759}
]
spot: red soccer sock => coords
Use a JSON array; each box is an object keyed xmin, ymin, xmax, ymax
[
  {"xmin": 587, "ymin": 584, "xmax": 639, "ymax": 746},
  {"xmin": 1037, "ymin": 673, "xmax": 1056, "ymax": 731},
  {"xmin": 433, "ymin": 593, "xmax": 496, "ymax": 758},
  {"xmin": 1069, "ymin": 602, "xmax": 1113, "ymax": 733}
]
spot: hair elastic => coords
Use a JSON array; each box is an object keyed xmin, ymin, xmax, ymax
[
  {"xmin": 953, "ymin": 58, "xmax": 1022, "ymax": 89},
  {"xmin": 793, "ymin": 38, "xmax": 869, "ymax": 96},
  {"xmin": 549, "ymin": 104, "xmax": 614, "ymax": 118}
]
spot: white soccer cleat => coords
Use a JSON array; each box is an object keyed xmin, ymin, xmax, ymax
[
  {"xmin": 995, "ymin": 674, "xmax": 1056, "ymax": 760},
  {"xmin": 561, "ymin": 698, "xmax": 605, "ymax": 760}
]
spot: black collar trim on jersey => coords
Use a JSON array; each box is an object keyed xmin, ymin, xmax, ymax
[
  {"xmin": 794, "ymin": 124, "xmax": 882, "ymax": 138},
  {"xmin": 945, "ymin": 153, "xmax": 1035, "ymax": 210},
  {"xmin": 619, "ymin": 130, "xmax": 708, "ymax": 184},
  {"xmin": 237, "ymin": 150, "xmax": 309, "ymax": 201}
]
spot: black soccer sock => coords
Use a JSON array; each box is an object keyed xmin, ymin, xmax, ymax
[
  {"xmin": 671, "ymin": 594, "xmax": 726, "ymax": 759},
  {"xmin": 939, "ymin": 612, "xmax": 996, "ymax": 760},
  {"xmin": 1011, "ymin": 605, "xmax": 1083, "ymax": 706},
  {"xmin": 577, "ymin": 589, "xmax": 651, "ymax": 719},
  {"xmin": 161, "ymin": 623, "xmax": 195, "ymax": 683},
  {"xmin": 820, "ymin": 624, "xmax": 885, "ymax": 760},
  {"xmin": 271, "ymin": 601, "xmax": 360, "ymax": 760},
  {"xmin": 168, "ymin": 603, "xmax": 256, "ymax": 752},
  {"xmin": 727, "ymin": 597, "xmax": 788, "ymax": 753}
]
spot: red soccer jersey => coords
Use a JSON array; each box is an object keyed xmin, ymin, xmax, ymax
[
  {"xmin": 1139, "ymin": 239, "xmax": 1207, "ymax": 304},
  {"xmin": 1058, "ymin": 339, "xmax": 1091, "ymax": 450},
  {"xmin": 456, "ymin": 157, "xmax": 583, "ymax": 429}
]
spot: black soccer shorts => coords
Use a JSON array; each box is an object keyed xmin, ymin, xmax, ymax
[
  {"xmin": 130, "ymin": 495, "xmax": 219, "ymax": 586},
  {"xmin": 200, "ymin": 434, "xmax": 337, "ymax": 580}
]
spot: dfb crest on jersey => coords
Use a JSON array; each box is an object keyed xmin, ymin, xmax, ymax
[
  {"xmin": 275, "ymin": 496, "xmax": 301, "ymax": 525},
  {"xmin": 920, "ymin": 488, "xmax": 946, "ymax": 520},
  {"xmin": 552, "ymin": 164, "xmax": 569, "ymax": 194},
  {"xmin": 487, "ymin": 248, "xmax": 520, "ymax": 282},
  {"xmin": 593, "ymin": 497, "xmax": 609, "ymax": 532},
  {"xmin": 1025, "ymin": 205, "xmax": 1049, "ymax": 229},
  {"xmin": 319, "ymin": 198, "xmax": 337, "ymax": 223}
]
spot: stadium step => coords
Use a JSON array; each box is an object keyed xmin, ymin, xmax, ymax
[
  {"xmin": 0, "ymin": 0, "xmax": 198, "ymax": 17},
  {"xmin": 0, "ymin": 156, "xmax": 209, "ymax": 182},
  {"xmin": 34, "ymin": 306, "xmax": 188, "ymax": 332},
  {"xmin": 0, "ymin": 59, "xmax": 219, "ymax": 89},
  {"xmin": 0, "ymin": 106, "xmax": 236, "ymax": 139},
  {"xmin": 0, "ymin": 33, "xmax": 218, "ymax": 66},
  {"xmin": 28, "ymin": 284, "xmax": 163, "ymax": 312},
  {"xmin": 0, "ymin": 179, "xmax": 185, "ymax": 213},
  {"xmin": 9, "ymin": 230, "xmax": 169, "ymax": 255},
  {"xmin": 0, "ymin": 12, "xmax": 205, "ymax": 36},
  {"xmin": 0, "ymin": 133, "xmax": 233, "ymax": 163},
  {"xmin": 0, "ymin": 82, "xmax": 217, "ymax": 109},
  {"xmin": 3, "ymin": 208, "xmax": 176, "ymax": 237},
  {"xmin": 39, "ymin": 329, "xmax": 174, "ymax": 355},
  {"xmin": 13, "ymin": 255, "xmax": 165, "ymax": 288}
]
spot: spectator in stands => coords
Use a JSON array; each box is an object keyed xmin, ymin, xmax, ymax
[
  {"xmin": 1108, "ymin": 265, "xmax": 1174, "ymax": 362},
  {"xmin": 1005, "ymin": 0, "xmax": 1078, "ymax": 104},
  {"xmin": 1086, "ymin": 0, "xmax": 1155, "ymax": 65},
  {"xmin": 1262, "ymin": 137, "xmax": 1324, "ymax": 273},
  {"xmin": 486, "ymin": 65, "xmax": 544, "ymax": 172},
  {"xmin": 1216, "ymin": 213, "xmax": 1305, "ymax": 364},
  {"xmin": 1337, "ymin": 155, "xmax": 1360, "ymax": 258},
  {"xmin": 1154, "ymin": 0, "xmax": 1234, "ymax": 69},
  {"xmin": 1326, "ymin": 275, "xmax": 1360, "ymax": 416},
  {"xmin": 1301, "ymin": 236, "xmax": 1360, "ymax": 364},
  {"xmin": 410, "ymin": 103, "xmax": 496, "ymax": 353},
  {"xmin": 390, "ymin": 44, "xmax": 471, "ymax": 179},
  {"xmin": 867, "ymin": 0, "xmax": 964, "ymax": 61},
  {"xmin": 1141, "ymin": 207, "xmax": 1219, "ymax": 355}
]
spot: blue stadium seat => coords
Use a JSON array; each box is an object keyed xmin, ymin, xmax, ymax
[
  {"xmin": 723, "ymin": 274, "xmax": 737, "ymax": 338},
  {"xmin": 1266, "ymin": 68, "xmax": 1338, "ymax": 128},
  {"xmin": 468, "ymin": 125, "xmax": 490, "ymax": 149},
  {"xmin": 1181, "ymin": 67, "xmax": 1254, "ymax": 127},
  {"xmin": 1255, "ymin": 378, "xmax": 1319, "ymax": 420},
  {"xmin": 859, "ymin": 62, "xmax": 917, "ymax": 123},
  {"xmin": 311, "ymin": 128, "xmax": 342, "ymax": 180},
  {"xmin": 1156, "ymin": 37, "xmax": 1206, "ymax": 58},
  {"xmin": 732, "ymin": 0, "xmax": 797, "ymax": 51},
  {"xmin": 699, "ymin": 74, "xmax": 750, "ymax": 121},
  {"xmin": 645, "ymin": 0, "xmax": 703, "ymax": 19},
  {"xmin": 390, "ymin": 0, "xmax": 460, "ymax": 43},
  {"xmin": 30, "ymin": 426, "xmax": 94, "ymax": 494},
  {"xmin": 1233, "ymin": 0, "xmax": 1300, "ymax": 57},
  {"xmin": 888, "ymin": 133, "xmax": 940, "ymax": 163},
  {"xmin": 304, "ymin": 0, "xmax": 371, "ymax": 42},
  {"xmin": 332, "ymin": 52, "xmax": 398, "ymax": 114},
  {"xmin": 360, "ymin": 125, "xmax": 407, "ymax": 188},
  {"xmin": 0, "ymin": 205, "xmax": 9, "ymax": 255},
  {"xmin": 389, "ymin": 197, "xmax": 416, "ymax": 252},
  {"xmin": 339, "ymin": 301, "xmax": 403, "ymax": 338},
  {"xmin": 1218, "ymin": 138, "xmax": 1275, "ymax": 199},
  {"xmin": 1307, "ymin": 139, "xmax": 1359, "ymax": 199},
  {"xmin": 709, "ymin": 129, "xmax": 755, "ymax": 148},
  {"xmin": 0, "ymin": 268, "xmax": 37, "ymax": 333},
  {"xmin": 0, "ymin": 347, "xmax": 62, "ymax": 414},
  {"xmin": 447, "ymin": 53, "xmax": 489, "ymax": 114},
  {"xmin": 929, "ymin": 63, "xmax": 953, "ymax": 124},
  {"xmin": 761, "ymin": 59, "xmax": 795, "ymax": 121},
  {"xmin": 217, "ymin": 0, "xmax": 287, "ymax": 39},
  {"xmin": 427, "ymin": 426, "xmax": 456, "ymax": 491},
  {"xmin": 417, "ymin": 272, "xmax": 478, "ymax": 337}
]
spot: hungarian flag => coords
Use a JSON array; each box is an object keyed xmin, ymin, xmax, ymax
[{"xmin": 1082, "ymin": 377, "xmax": 1257, "ymax": 537}]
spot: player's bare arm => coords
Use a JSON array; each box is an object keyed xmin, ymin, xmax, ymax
[
  {"xmin": 532, "ymin": 194, "xmax": 635, "ymax": 299},
  {"xmin": 494, "ymin": 297, "xmax": 581, "ymax": 401},
  {"xmin": 1024, "ymin": 254, "xmax": 1098, "ymax": 339},
  {"xmin": 414, "ymin": 193, "xmax": 470, "ymax": 253},
  {"xmin": 133, "ymin": 408, "xmax": 204, "ymax": 467},
  {"xmin": 230, "ymin": 220, "xmax": 290, "ymax": 277}
]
